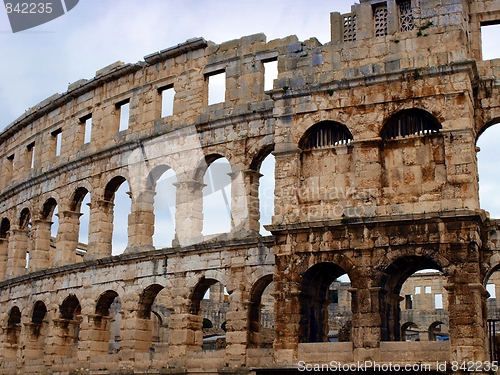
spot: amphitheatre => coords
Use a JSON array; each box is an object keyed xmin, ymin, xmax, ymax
[{"xmin": 2, "ymin": 0, "xmax": 500, "ymax": 374}]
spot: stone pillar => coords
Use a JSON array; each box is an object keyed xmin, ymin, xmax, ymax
[
  {"xmin": 125, "ymin": 189, "xmax": 156, "ymax": 253},
  {"xmin": 85, "ymin": 199, "xmax": 114, "ymax": 260},
  {"xmin": 446, "ymin": 282, "xmax": 488, "ymax": 362},
  {"xmin": 242, "ymin": 170, "xmax": 263, "ymax": 233},
  {"xmin": 349, "ymin": 281, "xmax": 383, "ymax": 354},
  {"xmin": 54, "ymin": 210, "xmax": 82, "ymax": 267},
  {"xmin": 272, "ymin": 144, "xmax": 301, "ymax": 226},
  {"xmin": 224, "ymin": 273, "xmax": 248, "ymax": 368},
  {"xmin": 5, "ymin": 226, "xmax": 29, "ymax": 279},
  {"xmin": 0, "ymin": 237, "xmax": 8, "ymax": 280},
  {"xmin": 446, "ymin": 241, "xmax": 488, "ymax": 363},
  {"xmin": 273, "ymin": 278, "xmax": 301, "ymax": 365},
  {"xmin": 173, "ymin": 179, "xmax": 204, "ymax": 246},
  {"xmin": 29, "ymin": 219, "xmax": 53, "ymax": 271}
]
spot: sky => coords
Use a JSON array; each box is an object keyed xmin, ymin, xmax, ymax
[{"xmin": 0, "ymin": 1, "xmax": 499, "ymax": 255}]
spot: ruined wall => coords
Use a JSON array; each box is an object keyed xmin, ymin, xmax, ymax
[{"xmin": 1, "ymin": 0, "xmax": 500, "ymax": 374}]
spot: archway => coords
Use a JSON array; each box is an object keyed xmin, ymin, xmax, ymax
[
  {"xmin": 248, "ymin": 275, "xmax": 274, "ymax": 348},
  {"xmin": 381, "ymin": 256, "xmax": 445, "ymax": 342},
  {"xmin": 94, "ymin": 290, "xmax": 121, "ymax": 354},
  {"xmin": 300, "ymin": 262, "xmax": 351, "ymax": 343},
  {"xmin": 201, "ymin": 156, "xmax": 232, "ymax": 236}
]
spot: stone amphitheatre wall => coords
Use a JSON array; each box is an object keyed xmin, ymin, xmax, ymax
[{"xmin": 1, "ymin": 0, "xmax": 500, "ymax": 374}]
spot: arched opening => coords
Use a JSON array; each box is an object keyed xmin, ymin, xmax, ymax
[
  {"xmin": 248, "ymin": 275, "xmax": 275, "ymax": 348},
  {"xmin": 429, "ymin": 321, "xmax": 448, "ymax": 341},
  {"xmin": 381, "ymin": 256, "xmax": 445, "ymax": 342},
  {"xmin": 401, "ymin": 322, "xmax": 420, "ymax": 341},
  {"xmin": 7, "ymin": 306, "xmax": 21, "ymax": 346},
  {"xmin": 477, "ymin": 122, "xmax": 500, "ymax": 217},
  {"xmin": 70, "ymin": 187, "xmax": 90, "ymax": 258},
  {"xmin": 59, "ymin": 294, "xmax": 82, "ymax": 345},
  {"xmin": 0, "ymin": 218, "xmax": 10, "ymax": 279},
  {"xmin": 94, "ymin": 290, "xmax": 121, "ymax": 354},
  {"xmin": 39, "ymin": 198, "xmax": 57, "ymax": 266},
  {"xmin": 31, "ymin": 300, "xmax": 47, "ymax": 337},
  {"xmin": 138, "ymin": 284, "xmax": 171, "ymax": 353},
  {"xmin": 300, "ymin": 263, "xmax": 352, "ymax": 343},
  {"xmin": 298, "ymin": 122, "xmax": 354, "ymax": 221},
  {"xmin": 258, "ymin": 154, "xmax": 275, "ymax": 235},
  {"xmin": 25, "ymin": 300, "xmax": 47, "ymax": 361},
  {"xmin": 201, "ymin": 156, "xmax": 232, "ymax": 236},
  {"xmin": 19, "ymin": 207, "xmax": 32, "ymax": 272},
  {"xmin": 104, "ymin": 176, "xmax": 131, "ymax": 255},
  {"xmin": 147, "ymin": 165, "xmax": 177, "ymax": 248},
  {"xmin": 381, "ymin": 108, "xmax": 442, "ymax": 141},
  {"xmin": 327, "ymin": 274, "xmax": 352, "ymax": 342},
  {"xmin": 190, "ymin": 278, "xmax": 229, "ymax": 350}
]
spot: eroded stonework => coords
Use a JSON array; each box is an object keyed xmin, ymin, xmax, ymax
[{"xmin": 1, "ymin": 0, "xmax": 500, "ymax": 374}]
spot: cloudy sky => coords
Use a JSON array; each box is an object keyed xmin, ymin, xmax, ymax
[{"xmin": 0, "ymin": 1, "xmax": 499, "ymax": 254}]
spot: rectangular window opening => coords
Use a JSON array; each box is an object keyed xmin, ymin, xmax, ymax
[
  {"xmin": 415, "ymin": 286, "xmax": 421, "ymax": 294},
  {"xmin": 487, "ymin": 283, "xmax": 496, "ymax": 299},
  {"xmin": 373, "ymin": 3, "xmax": 388, "ymax": 37},
  {"xmin": 52, "ymin": 128, "xmax": 62, "ymax": 157},
  {"xmin": 159, "ymin": 85, "xmax": 175, "ymax": 118},
  {"xmin": 27, "ymin": 142, "xmax": 35, "ymax": 169},
  {"xmin": 263, "ymin": 59, "xmax": 278, "ymax": 91},
  {"xmin": 207, "ymin": 70, "xmax": 226, "ymax": 106},
  {"xmin": 434, "ymin": 293, "xmax": 443, "ymax": 309},
  {"xmin": 80, "ymin": 114, "xmax": 92, "ymax": 144},
  {"xmin": 481, "ymin": 23, "xmax": 500, "ymax": 60},
  {"xmin": 25, "ymin": 251, "xmax": 30, "ymax": 269},
  {"xmin": 405, "ymin": 294, "xmax": 412, "ymax": 309},
  {"xmin": 425, "ymin": 286, "xmax": 432, "ymax": 294},
  {"xmin": 117, "ymin": 100, "xmax": 130, "ymax": 132}
]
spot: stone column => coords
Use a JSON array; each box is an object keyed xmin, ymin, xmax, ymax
[
  {"xmin": 85, "ymin": 199, "xmax": 114, "ymax": 260},
  {"xmin": 224, "ymin": 271, "xmax": 248, "ymax": 368},
  {"xmin": 173, "ymin": 179, "xmax": 204, "ymax": 246},
  {"xmin": 272, "ymin": 143, "xmax": 301, "ymax": 225},
  {"xmin": 446, "ymin": 241, "xmax": 488, "ymax": 363},
  {"xmin": 0, "ymin": 237, "xmax": 8, "ymax": 280},
  {"xmin": 5, "ymin": 226, "xmax": 29, "ymax": 279},
  {"xmin": 29, "ymin": 219, "xmax": 53, "ymax": 271},
  {"xmin": 125, "ymin": 189, "xmax": 156, "ymax": 253},
  {"xmin": 242, "ymin": 170, "xmax": 263, "ymax": 233},
  {"xmin": 273, "ymin": 277, "xmax": 302, "ymax": 365},
  {"xmin": 54, "ymin": 210, "xmax": 82, "ymax": 267}
]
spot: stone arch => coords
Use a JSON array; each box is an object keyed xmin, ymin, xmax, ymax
[
  {"xmin": 381, "ymin": 108, "xmax": 442, "ymax": 141},
  {"xmin": 31, "ymin": 300, "xmax": 47, "ymax": 336},
  {"xmin": 136, "ymin": 284, "xmax": 171, "ymax": 352},
  {"xmin": 248, "ymin": 144, "xmax": 276, "ymax": 234},
  {"xmin": 248, "ymin": 274, "xmax": 274, "ymax": 348},
  {"xmin": 429, "ymin": 321, "xmax": 446, "ymax": 341},
  {"xmin": 401, "ymin": 321, "xmax": 420, "ymax": 341},
  {"xmin": 379, "ymin": 255, "xmax": 445, "ymax": 342},
  {"xmin": 101, "ymin": 175, "xmax": 131, "ymax": 255},
  {"xmin": 6, "ymin": 305, "xmax": 22, "ymax": 346},
  {"xmin": 0, "ymin": 218, "xmax": 10, "ymax": 279},
  {"xmin": 93, "ymin": 290, "xmax": 121, "ymax": 354},
  {"xmin": 197, "ymin": 154, "xmax": 233, "ymax": 236},
  {"xmin": 24, "ymin": 300, "xmax": 48, "ymax": 360},
  {"xmin": 476, "ymin": 116, "xmax": 500, "ymax": 141},
  {"xmin": 300, "ymin": 262, "xmax": 350, "ymax": 343},
  {"xmin": 298, "ymin": 120, "xmax": 354, "ymax": 150},
  {"xmin": 190, "ymin": 277, "xmax": 220, "ymax": 315},
  {"xmin": 19, "ymin": 207, "xmax": 31, "ymax": 229},
  {"xmin": 145, "ymin": 164, "xmax": 177, "ymax": 248}
]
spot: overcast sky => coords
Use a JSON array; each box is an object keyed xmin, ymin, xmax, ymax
[{"xmin": 0, "ymin": 1, "xmax": 499, "ymax": 254}]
